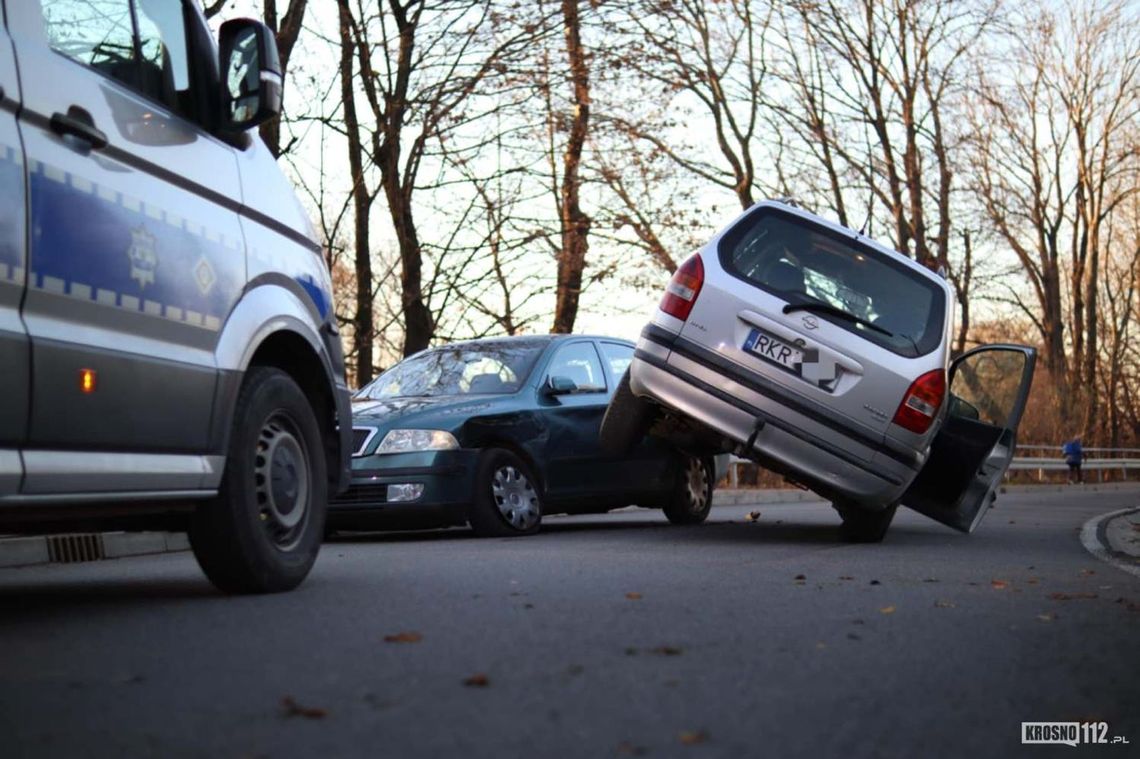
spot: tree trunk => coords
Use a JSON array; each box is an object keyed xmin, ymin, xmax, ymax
[
  {"xmin": 338, "ymin": 1, "xmax": 373, "ymax": 386},
  {"xmin": 259, "ymin": 0, "xmax": 308, "ymax": 158},
  {"xmin": 551, "ymin": 0, "xmax": 591, "ymax": 334}
]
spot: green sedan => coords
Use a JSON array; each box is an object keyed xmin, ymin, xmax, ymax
[{"xmin": 329, "ymin": 335, "xmax": 722, "ymax": 537}]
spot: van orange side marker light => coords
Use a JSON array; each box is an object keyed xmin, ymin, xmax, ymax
[{"xmin": 80, "ymin": 368, "xmax": 97, "ymax": 394}]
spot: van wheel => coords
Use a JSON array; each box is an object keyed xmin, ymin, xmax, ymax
[
  {"xmin": 834, "ymin": 501, "xmax": 896, "ymax": 543},
  {"xmin": 599, "ymin": 370, "xmax": 655, "ymax": 456},
  {"xmin": 469, "ymin": 449, "xmax": 543, "ymax": 537},
  {"xmin": 189, "ymin": 367, "xmax": 327, "ymax": 593},
  {"xmin": 662, "ymin": 455, "xmax": 713, "ymax": 525}
]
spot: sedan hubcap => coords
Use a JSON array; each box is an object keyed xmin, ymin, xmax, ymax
[
  {"xmin": 491, "ymin": 466, "xmax": 540, "ymax": 530},
  {"xmin": 255, "ymin": 417, "xmax": 310, "ymax": 548}
]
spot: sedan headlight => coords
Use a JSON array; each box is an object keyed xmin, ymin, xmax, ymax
[{"xmin": 374, "ymin": 429, "xmax": 459, "ymax": 454}]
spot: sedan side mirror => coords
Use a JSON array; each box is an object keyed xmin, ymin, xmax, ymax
[
  {"xmin": 218, "ymin": 19, "xmax": 282, "ymax": 132},
  {"xmin": 543, "ymin": 376, "xmax": 578, "ymax": 396}
]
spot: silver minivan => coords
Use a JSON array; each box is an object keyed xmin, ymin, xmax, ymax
[
  {"xmin": 0, "ymin": 1, "xmax": 351, "ymax": 591},
  {"xmin": 601, "ymin": 200, "xmax": 1036, "ymax": 541}
]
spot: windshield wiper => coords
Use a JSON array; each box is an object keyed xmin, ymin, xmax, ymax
[{"xmin": 782, "ymin": 302, "xmax": 893, "ymax": 337}]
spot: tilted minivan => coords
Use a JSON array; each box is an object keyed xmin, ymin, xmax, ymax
[
  {"xmin": 601, "ymin": 200, "xmax": 1036, "ymax": 541},
  {"xmin": 0, "ymin": 1, "xmax": 351, "ymax": 591}
]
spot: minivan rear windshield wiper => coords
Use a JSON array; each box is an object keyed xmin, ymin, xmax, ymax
[{"xmin": 782, "ymin": 302, "xmax": 893, "ymax": 338}]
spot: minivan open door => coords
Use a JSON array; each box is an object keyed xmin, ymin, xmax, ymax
[{"xmin": 900, "ymin": 345, "xmax": 1037, "ymax": 533}]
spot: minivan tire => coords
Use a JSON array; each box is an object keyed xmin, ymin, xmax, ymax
[
  {"xmin": 599, "ymin": 370, "xmax": 655, "ymax": 457},
  {"xmin": 469, "ymin": 448, "xmax": 543, "ymax": 537},
  {"xmin": 834, "ymin": 501, "xmax": 897, "ymax": 543},
  {"xmin": 189, "ymin": 366, "xmax": 327, "ymax": 593},
  {"xmin": 662, "ymin": 455, "xmax": 714, "ymax": 525}
]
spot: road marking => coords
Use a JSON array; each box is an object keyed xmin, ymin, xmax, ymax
[{"xmin": 1079, "ymin": 507, "xmax": 1140, "ymax": 579}]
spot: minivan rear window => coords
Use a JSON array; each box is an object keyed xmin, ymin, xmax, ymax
[{"xmin": 717, "ymin": 207, "xmax": 946, "ymax": 357}]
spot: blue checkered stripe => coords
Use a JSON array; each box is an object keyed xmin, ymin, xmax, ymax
[
  {"xmin": 0, "ymin": 143, "xmax": 26, "ymax": 286},
  {"xmin": 25, "ymin": 154, "xmax": 243, "ymax": 332}
]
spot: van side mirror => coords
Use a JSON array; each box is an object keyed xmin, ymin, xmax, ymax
[{"xmin": 218, "ymin": 19, "xmax": 282, "ymax": 132}]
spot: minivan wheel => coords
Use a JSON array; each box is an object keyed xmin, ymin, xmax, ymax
[
  {"xmin": 662, "ymin": 455, "xmax": 713, "ymax": 525},
  {"xmin": 599, "ymin": 370, "xmax": 656, "ymax": 457},
  {"xmin": 834, "ymin": 501, "xmax": 897, "ymax": 543},
  {"xmin": 189, "ymin": 367, "xmax": 327, "ymax": 594},
  {"xmin": 469, "ymin": 449, "xmax": 542, "ymax": 537}
]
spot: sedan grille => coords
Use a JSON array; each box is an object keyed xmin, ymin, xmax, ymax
[
  {"xmin": 351, "ymin": 427, "xmax": 378, "ymax": 456},
  {"xmin": 331, "ymin": 484, "xmax": 388, "ymax": 507}
]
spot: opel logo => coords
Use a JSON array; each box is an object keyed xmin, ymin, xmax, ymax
[{"xmin": 803, "ymin": 316, "xmax": 819, "ymax": 330}]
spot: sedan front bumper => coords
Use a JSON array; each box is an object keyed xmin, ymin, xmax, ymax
[{"xmin": 328, "ymin": 448, "xmax": 480, "ymax": 530}]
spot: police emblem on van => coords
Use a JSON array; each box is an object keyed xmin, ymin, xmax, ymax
[{"xmin": 127, "ymin": 225, "xmax": 158, "ymax": 289}]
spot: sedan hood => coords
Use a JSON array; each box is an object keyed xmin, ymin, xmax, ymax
[{"xmin": 351, "ymin": 394, "xmax": 513, "ymax": 431}]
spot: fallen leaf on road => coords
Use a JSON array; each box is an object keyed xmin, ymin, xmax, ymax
[
  {"xmin": 745, "ymin": 511, "xmax": 762, "ymax": 522},
  {"xmin": 1080, "ymin": 569, "xmax": 1096, "ymax": 576},
  {"xmin": 879, "ymin": 605, "xmax": 896, "ymax": 614},
  {"xmin": 624, "ymin": 647, "xmax": 640, "ymax": 656},
  {"xmin": 1027, "ymin": 579, "xmax": 1039, "ymax": 585},
  {"xmin": 934, "ymin": 600, "xmax": 956, "ymax": 608},
  {"xmin": 1037, "ymin": 613, "xmax": 1056, "ymax": 622},
  {"xmin": 463, "ymin": 674, "xmax": 490, "ymax": 688},
  {"xmin": 923, "ymin": 578, "xmax": 939, "ymax": 583},
  {"xmin": 1114, "ymin": 598, "xmax": 1140, "ymax": 612},
  {"xmin": 1048, "ymin": 592, "xmax": 1098, "ymax": 601},
  {"xmin": 651, "ymin": 645, "xmax": 683, "ymax": 656},
  {"xmin": 383, "ymin": 632, "xmax": 423, "ymax": 644},
  {"xmin": 839, "ymin": 576, "xmax": 854, "ymax": 581},
  {"xmin": 679, "ymin": 730, "xmax": 709, "ymax": 745},
  {"xmin": 794, "ymin": 574, "xmax": 806, "ymax": 581},
  {"xmin": 869, "ymin": 580, "xmax": 881, "ymax": 586},
  {"xmin": 281, "ymin": 697, "xmax": 327, "ymax": 719},
  {"xmin": 625, "ymin": 592, "xmax": 642, "ymax": 600},
  {"xmin": 847, "ymin": 632, "xmax": 861, "ymax": 640},
  {"xmin": 1008, "ymin": 520, "xmax": 1016, "ymax": 524},
  {"xmin": 617, "ymin": 741, "xmax": 648, "ymax": 756},
  {"xmin": 991, "ymin": 580, "xmax": 1009, "ymax": 590}
]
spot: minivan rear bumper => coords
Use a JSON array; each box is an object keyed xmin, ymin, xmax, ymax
[{"xmin": 630, "ymin": 329, "xmax": 919, "ymax": 508}]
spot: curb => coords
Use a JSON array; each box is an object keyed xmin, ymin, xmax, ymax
[
  {"xmin": 0, "ymin": 531, "xmax": 190, "ymax": 569},
  {"xmin": 1079, "ymin": 507, "xmax": 1140, "ymax": 579}
]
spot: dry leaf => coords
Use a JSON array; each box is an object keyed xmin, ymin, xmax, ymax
[
  {"xmin": 383, "ymin": 632, "xmax": 423, "ymax": 644},
  {"xmin": 869, "ymin": 580, "xmax": 881, "ymax": 585},
  {"xmin": 1049, "ymin": 592, "xmax": 1098, "ymax": 601},
  {"xmin": 1080, "ymin": 569, "xmax": 1096, "ymax": 576},
  {"xmin": 879, "ymin": 605, "xmax": 896, "ymax": 614},
  {"xmin": 839, "ymin": 575, "xmax": 854, "ymax": 581},
  {"xmin": 281, "ymin": 696, "xmax": 327, "ymax": 719},
  {"xmin": 991, "ymin": 580, "xmax": 1009, "ymax": 590},
  {"xmin": 651, "ymin": 645, "xmax": 683, "ymax": 656},
  {"xmin": 934, "ymin": 600, "xmax": 955, "ymax": 608},
  {"xmin": 625, "ymin": 592, "xmax": 642, "ymax": 600},
  {"xmin": 1114, "ymin": 598, "xmax": 1140, "ymax": 612},
  {"xmin": 679, "ymin": 730, "xmax": 708, "ymax": 745},
  {"xmin": 617, "ymin": 741, "xmax": 648, "ymax": 756},
  {"xmin": 794, "ymin": 574, "xmax": 806, "ymax": 581},
  {"xmin": 745, "ymin": 510, "xmax": 762, "ymax": 522},
  {"xmin": 463, "ymin": 673, "xmax": 490, "ymax": 687}
]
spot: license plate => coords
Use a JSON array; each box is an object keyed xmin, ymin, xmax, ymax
[{"xmin": 743, "ymin": 328, "xmax": 803, "ymax": 372}]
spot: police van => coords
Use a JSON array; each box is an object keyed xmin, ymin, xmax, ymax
[{"xmin": 0, "ymin": 1, "xmax": 351, "ymax": 593}]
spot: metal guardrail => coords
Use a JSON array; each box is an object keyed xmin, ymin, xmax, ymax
[{"xmin": 725, "ymin": 446, "xmax": 1140, "ymax": 487}]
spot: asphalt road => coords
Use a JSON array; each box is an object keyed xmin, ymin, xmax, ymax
[{"xmin": 2, "ymin": 487, "xmax": 1138, "ymax": 758}]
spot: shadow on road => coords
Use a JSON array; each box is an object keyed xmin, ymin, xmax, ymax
[{"xmin": 0, "ymin": 577, "xmax": 218, "ymax": 609}]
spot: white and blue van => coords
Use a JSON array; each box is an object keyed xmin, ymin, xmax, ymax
[{"xmin": 0, "ymin": 1, "xmax": 351, "ymax": 592}]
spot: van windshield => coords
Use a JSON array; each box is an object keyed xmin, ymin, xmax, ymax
[{"xmin": 717, "ymin": 208, "xmax": 946, "ymax": 357}]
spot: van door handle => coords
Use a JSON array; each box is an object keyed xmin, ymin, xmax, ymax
[{"xmin": 50, "ymin": 107, "xmax": 108, "ymax": 150}]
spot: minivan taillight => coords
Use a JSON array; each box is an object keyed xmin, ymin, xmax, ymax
[
  {"xmin": 892, "ymin": 369, "xmax": 946, "ymax": 434},
  {"xmin": 660, "ymin": 254, "xmax": 704, "ymax": 320}
]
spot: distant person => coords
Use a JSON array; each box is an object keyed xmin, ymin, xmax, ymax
[{"xmin": 1061, "ymin": 436, "xmax": 1084, "ymax": 484}]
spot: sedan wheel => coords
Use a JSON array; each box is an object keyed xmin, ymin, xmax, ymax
[{"xmin": 469, "ymin": 449, "xmax": 543, "ymax": 537}]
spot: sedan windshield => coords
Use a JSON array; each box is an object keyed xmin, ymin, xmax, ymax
[{"xmin": 355, "ymin": 339, "xmax": 548, "ymax": 399}]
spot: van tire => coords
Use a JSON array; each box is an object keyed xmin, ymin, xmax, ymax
[
  {"xmin": 190, "ymin": 367, "xmax": 327, "ymax": 593},
  {"xmin": 599, "ymin": 370, "xmax": 655, "ymax": 456},
  {"xmin": 834, "ymin": 501, "xmax": 896, "ymax": 543},
  {"xmin": 662, "ymin": 455, "xmax": 714, "ymax": 525}
]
